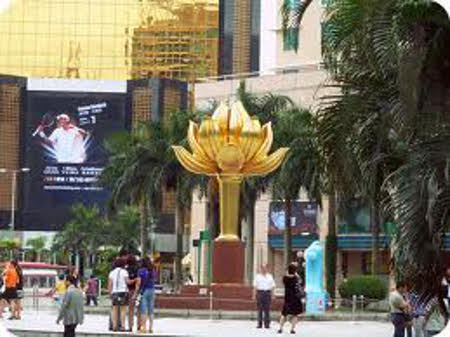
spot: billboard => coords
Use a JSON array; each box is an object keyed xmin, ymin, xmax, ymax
[
  {"xmin": 268, "ymin": 201, "xmax": 318, "ymax": 235},
  {"xmin": 22, "ymin": 79, "xmax": 127, "ymax": 230}
]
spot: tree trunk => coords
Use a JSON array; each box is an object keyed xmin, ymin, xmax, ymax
[
  {"xmin": 175, "ymin": 202, "xmax": 185, "ymax": 290},
  {"xmin": 245, "ymin": 201, "xmax": 255, "ymax": 285},
  {"xmin": 371, "ymin": 200, "xmax": 380, "ymax": 275},
  {"xmin": 283, "ymin": 199, "xmax": 293, "ymax": 268},
  {"xmin": 325, "ymin": 191, "xmax": 337, "ymax": 298},
  {"xmin": 139, "ymin": 195, "xmax": 149, "ymax": 256},
  {"xmin": 84, "ymin": 251, "xmax": 91, "ymax": 278}
]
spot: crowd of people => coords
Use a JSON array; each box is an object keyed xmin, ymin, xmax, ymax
[
  {"xmin": 389, "ymin": 267, "xmax": 450, "ymax": 337},
  {"xmin": 107, "ymin": 253, "xmax": 157, "ymax": 333},
  {"xmin": 50, "ymin": 251, "xmax": 157, "ymax": 336}
]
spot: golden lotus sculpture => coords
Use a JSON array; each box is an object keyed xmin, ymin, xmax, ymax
[{"xmin": 173, "ymin": 101, "xmax": 289, "ymax": 241}]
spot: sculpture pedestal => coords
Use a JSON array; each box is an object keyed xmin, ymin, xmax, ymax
[{"xmin": 212, "ymin": 240, "xmax": 245, "ymax": 284}]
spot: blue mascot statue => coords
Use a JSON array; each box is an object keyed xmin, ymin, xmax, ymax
[{"xmin": 305, "ymin": 240, "xmax": 327, "ymax": 313}]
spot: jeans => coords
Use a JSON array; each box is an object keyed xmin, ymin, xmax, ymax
[
  {"xmin": 391, "ymin": 313, "xmax": 407, "ymax": 337},
  {"xmin": 64, "ymin": 324, "xmax": 77, "ymax": 337},
  {"xmin": 86, "ymin": 295, "xmax": 98, "ymax": 306},
  {"xmin": 413, "ymin": 316, "xmax": 426, "ymax": 337},
  {"xmin": 139, "ymin": 288, "xmax": 155, "ymax": 316},
  {"xmin": 256, "ymin": 290, "xmax": 272, "ymax": 328}
]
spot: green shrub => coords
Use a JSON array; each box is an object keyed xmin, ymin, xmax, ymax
[{"xmin": 338, "ymin": 276, "xmax": 388, "ymax": 300}]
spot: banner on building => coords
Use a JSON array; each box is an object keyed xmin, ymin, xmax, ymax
[
  {"xmin": 268, "ymin": 201, "xmax": 318, "ymax": 235},
  {"xmin": 22, "ymin": 79, "xmax": 127, "ymax": 230}
]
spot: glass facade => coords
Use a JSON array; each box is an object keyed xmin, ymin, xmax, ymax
[{"xmin": 0, "ymin": 0, "xmax": 218, "ymax": 80}]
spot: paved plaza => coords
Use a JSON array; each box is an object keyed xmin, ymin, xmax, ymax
[{"xmin": 3, "ymin": 311, "xmax": 392, "ymax": 337}]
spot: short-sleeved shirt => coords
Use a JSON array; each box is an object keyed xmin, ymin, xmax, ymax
[
  {"xmin": 138, "ymin": 268, "xmax": 155, "ymax": 291},
  {"xmin": 109, "ymin": 268, "xmax": 129, "ymax": 294},
  {"xmin": 253, "ymin": 273, "xmax": 276, "ymax": 291},
  {"xmin": 390, "ymin": 290, "xmax": 406, "ymax": 314},
  {"xmin": 4, "ymin": 267, "xmax": 18, "ymax": 288},
  {"xmin": 48, "ymin": 127, "xmax": 85, "ymax": 163},
  {"xmin": 55, "ymin": 280, "xmax": 67, "ymax": 295}
]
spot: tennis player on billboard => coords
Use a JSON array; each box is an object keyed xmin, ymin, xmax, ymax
[{"xmin": 33, "ymin": 113, "xmax": 89, "ymax": 164}]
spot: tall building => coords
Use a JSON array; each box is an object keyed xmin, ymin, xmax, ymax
[
  {"xmin": 130, "ymin": 3, "xmax": 218, "ymax": 81},
  {"xmin": 0, "ymin": 0, "xmax": 218, "ymax": 80},
  {"xmin": 218, "ymin": 0, "xmax": 260, "ymax": 75},
  {"xmin": 0, "ymin": 1, "xmax": 211, "ymax": 269}
]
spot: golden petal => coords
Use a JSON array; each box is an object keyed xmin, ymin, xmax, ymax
[
  {"xmin": 249, "ymin": 122, "xmax": 274, "ymax": 163},
  {"xmin": 228, "ymin": 101, "xmax": 251, "ymax": 142},
  {"xmin": 198, "ymin": 118, "xmax": 219, "ymax": 161},
  {"xmin": 232, "ymin": 101, "xmax": 251, "ymax": 125},
  {"xmin": 245, "ymin": 122, "xmax": 272, "ymax": 163},
  {"xmin": 241, "ymin": 117, "xmax": 262, "ymax": 160},
  {"xmin": 188, "ymin": 121, "xmax": 214, "ymax": 162},
  {"xmin": 242, "ymin": 148, "xmax": 289, "ymax": 175},
  {"xmin": 172, "ymin": 146, "xmax": 217, "ymax": 175},
  {"xmin": 212, "ymin": 101, "xmax": 229, "ymax": 136}
]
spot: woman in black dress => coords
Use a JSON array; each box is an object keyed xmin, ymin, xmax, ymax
[{"xmin": 278, "ymin": 263, "xmax": 303, "ymax": 334}]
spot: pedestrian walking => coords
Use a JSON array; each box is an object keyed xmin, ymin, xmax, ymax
[
  {"xmin": 85, "ymin": 275, "xmax": 98, "ymax": 306},
  {"xmin": 10, "ymin": 260, "xmax": 23, "ymax": 320},
  {"xmin": 424, "ymin": 298, "xmax": 447, "ymax": 337},
  {"xmin": 389, "ymin": 281, "xmax": 411, "ymax": 337},
  {"xmin": 136, "ymin": 257, "xmax": 156, "ymax": 334},
  {"xmin": 278, "ymin": 263, "xmax": 303, "ymax": 334},
  {"xmin": 54, "ymin": 274, "xmax": 67, "ymax": 306},
  {"xmin": 253, "ymin": 264, "xmax": 275, "ymax": 329},
  {"xmin": 108, "ymin": 258, "xmax": 131, "ymax": 332},
  {"xmin": 0, "ymin": 261, "xmax": 19, "ymax": 319},
  {"xmin": 56, "ymin": 276, "xmax": 84, "ymax": 337}
]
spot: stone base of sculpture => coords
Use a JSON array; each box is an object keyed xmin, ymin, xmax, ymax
[{"xmin": 212, "ymin": 240, "xmax": 245, "ymax": 284}]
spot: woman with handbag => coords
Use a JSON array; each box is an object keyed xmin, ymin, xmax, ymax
[
  {"xmin": 278, "ymin": 263, "xmax": 304, "ymax": 334},
  {"xmin": 108, "ymin": 258, "xmax": 132, "ymax": 332}
]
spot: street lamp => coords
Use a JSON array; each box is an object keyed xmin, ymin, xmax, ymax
[{"xmin": 0, "ymin": 168, "xmax": 30, "ymax": 231}]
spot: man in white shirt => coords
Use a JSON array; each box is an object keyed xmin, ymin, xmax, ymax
[
  {"xmin": 253, "ymin": 264, "xmax": 276, "ymax": 329},
  {"xmin": 39, "ymin": 114, "xmax": 87, "ymax": 163},
  {"xmin": 108, "ymin": 259, "xmax": 131, "ymax": 332}
]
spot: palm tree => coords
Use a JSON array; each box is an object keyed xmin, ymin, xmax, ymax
[
  {"xmin": 281, "ymin": 0, "xmax": 314, "ymax": 51},
  {"xmin": 272, "ymin": 107, "xmax": 322, "ymax": 268},
  {"xmin": 157, "ymin": 109, "xmax": 208, "ymax": 289},
  {"xmin": 317, "ymin": 0, "xmax": 415, "ymax": 275},
  {"xmin": 237, "ymin": 81, "xmax": 295, "ymax": 283},
  {"xmin": 0, "ymin": 238, "xmax": 21, "ymax": 260},
  {"xmin": 101, "ymin": 124, "xmax": 163, "ymax": 255},
  {"xmin": 317, "ymin": 0, "xmax": 450, "ymax": 317},
  {"xmin": 107, "ymin": 205, "xmax": 140, "ymax": 252},
  {"xmin": 26, "ymin": 236, "xmax": 47, "ymax": 262},
  {"xmin": 53, "ymin": 203, "xmax": 105, "ymax": 271}
]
